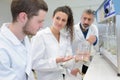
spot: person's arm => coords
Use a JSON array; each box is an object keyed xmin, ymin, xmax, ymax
[
  {"xmin": 31, "ymin": 34, "xmax": 72, "ymax": 72},
  {"xmin": 92, "ymin": 25, "xmax": 98, "ymax": 46},
  {"xmin": 31, "ymin": 35, "xmax": 59, "ymax": 72},
  {"xmin": 93, "ymin": 36, "xmax": 97, "ymax": 45},
  {"xmin": 86, "ymin": 35, "xmax": 97, "ymax": 45},
  {"xmin": 61, "ymin": 37, "xmax": 74, "ymax": 67},
  {"xmin": 63, "ymin": 38, "xmax": 84, "ymax": 76},
  {"xmin": 87, "ymin": 26, "xmax": 98, "ymax": 46},
  {"xmin": 0, "ymin": 50, "xmax": 17, "ymax": 80}
]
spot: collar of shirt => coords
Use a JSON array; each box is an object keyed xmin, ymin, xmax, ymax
[
  {"xmin": 1, "ymin": 23, "xmax": 26, "ymax": 46},
  {"xmin": 79, "ymin": 23, "xmax": 89, "ymax": 32}
]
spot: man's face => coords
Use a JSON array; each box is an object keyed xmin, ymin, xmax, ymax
[
  {"xmin": 81, "ymin": 13, "xmax": 94, "ymax": 28},
  {"xmin": 23, "ymin": 10, "xmax": 47, "ymax": 36}
]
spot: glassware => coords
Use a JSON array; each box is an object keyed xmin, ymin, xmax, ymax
[
  {"xmin": 109, "ymin": 35, "xmax": 117, "ymax": 55},
  {"xmin": 76, "ymin": 41, "xmax": 91, "ymax": 62}
]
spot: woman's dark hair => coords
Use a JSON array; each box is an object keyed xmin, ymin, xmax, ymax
[{"xmin": 53, "ymin": 5, "xmax": 74, "ymax": 41}]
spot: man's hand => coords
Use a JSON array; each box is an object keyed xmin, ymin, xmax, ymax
[
  {"xmin": 87, "ymin": 35, "xmax": 96, "ymax": 44},
  {"xmin": 71, "ymin": 68, "xmax": 80, "ymax": 76}
]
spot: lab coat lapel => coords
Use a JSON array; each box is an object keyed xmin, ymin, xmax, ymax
[
  {"xmin": 24, "ymin": 37, "xmax": 35, "ymax": 80},
  {"xmin": 75, "ymin": 23, "xmax": 85, "ymax": 41},
  {"xmin": 86, "ymin": 26, "xmax": 92, "ymax": 39},
  {"xmin": 59, "ymin": 32, "xmax": 66, "ymax": 56}
]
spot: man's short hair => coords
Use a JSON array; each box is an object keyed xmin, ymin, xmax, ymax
[
  {"xmin": 83, "ymin": 9, "xmax": 95, "ymax": 16},
  {"xmin": 11, "ymin": 0, "xmax": 48, "ymax": 22}
]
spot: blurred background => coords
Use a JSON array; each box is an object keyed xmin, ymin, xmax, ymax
[{"xmin": 0, "ymin": 0, "xmax": 104, "ymax": 27}]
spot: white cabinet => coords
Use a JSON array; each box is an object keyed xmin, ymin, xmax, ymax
[{"xmin": 96, "ymin": 0, "xmax": 120, "ymax": 76}]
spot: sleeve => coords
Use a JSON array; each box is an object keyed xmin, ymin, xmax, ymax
[
  {"xmin": 93, "ymin": 25, "xmax": 98, "ymax": 38},
  {"xmin": 65, "ymin": 38, "xmax": 73, "ymax": 56},
  {"xmin": 31, "ymin": 34, "xmax": 62, "ymax": 72},
  {"xmin": 93, "ymin": 25, "xmax": 99, "ymax": 46},
  {"xmin": 0, "ymin": 49, "xmax": 17, "ymax": 80},
  {"xmin": 63, "ymin": 38, "xmax": 75, "ymax": 70}
]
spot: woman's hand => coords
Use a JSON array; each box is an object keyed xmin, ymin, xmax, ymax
[
  {"xmin": 74, "ymin": 54, "xmax": 90, "ymax": 62},
  {"xmin": 56, "ymin": 55, "xmax": 73, "ymax": 63},
  {"xmin": 74, "ymin": 55, "xmax": 83, "ymax": 62}
]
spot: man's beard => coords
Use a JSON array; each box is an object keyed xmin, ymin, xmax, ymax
[
  {"xmin": 23, "ymin": 21, "xmax": 35, "ymax": 36},
  {"xmin": 83, "ymin": 23, "xmax": 89, "ymax": 28},
  {"xmin": 23, "ymin": 28, "xmax": 34, "ymax": 36}
]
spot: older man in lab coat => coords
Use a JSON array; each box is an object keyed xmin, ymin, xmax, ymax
[{"xmin": 71, "ymin": 9, "xmax": 98, "ymax": 76}]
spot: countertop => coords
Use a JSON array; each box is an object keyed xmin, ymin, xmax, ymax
[{"xmin": 83, "ymin": 54, "xmax": 120, "ymax": 80}]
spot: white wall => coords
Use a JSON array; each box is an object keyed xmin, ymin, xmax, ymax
[
  {"xmin": 0, "ymin": 0, "xmax": 104, "ymax": 27},
  {"xmin": 44, "ymin": 0, "xmax": 104, "ymax": 27},
  {"xmin": 0, "ymin": 0, "xmax": 11, "ymax": 26}
]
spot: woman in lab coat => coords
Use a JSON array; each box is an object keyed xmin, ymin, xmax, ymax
[{"xmin": 31, "ymin": 6, "xmax": 78, "ymax": 80}]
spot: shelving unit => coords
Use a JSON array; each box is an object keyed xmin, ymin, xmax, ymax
[{"xmin": 96, "ymin": 0, "xmax": 120, "ymax": 76}]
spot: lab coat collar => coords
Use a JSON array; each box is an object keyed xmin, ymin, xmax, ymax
[
  {"xmin": 75, "ymin": 23, "xmax": 80, "ymax": 31},
  {"xmin": 42, "ymin": 27, "xmax": 68, "ymax": 45},
  {"xmin": 75, "ymin": 23, "xmax": 81, "ymax": 32},
  {"xmin": 44, "ymin": 27, "xmax": 51, "ymax": 34},
  {"xmin": 74, "ymin": 23, "xmax": 85, "ymax": 41},
  {"xmin": 1, "ymin": 23, "xmax": 27, "ymax": 46},
  {"xmin": 75, "ymin": 22, "xmax": 91, "ymax": 32},
  {"xmin": 44, "ymin": 27, "xmax": 65, "ymax": 36},
  {"xmin": 75, "ymin": 22, "xmax": 94, "ymax": 40}
]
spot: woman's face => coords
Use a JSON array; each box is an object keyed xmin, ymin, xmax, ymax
[{"xmin": 52, "ymin": 11, "xmax": 68, "ymax": 31}]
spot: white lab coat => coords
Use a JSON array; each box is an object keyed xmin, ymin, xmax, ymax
[
  {"xmin": 0, "ymin": 23, "xmax": 34, "ymax": 80},
  {"xmin": 31, "ymin": 27, "xmax": 80, "ymax": 80},
  {"xmin": 72, "ymin": 23, "xmax": 98, "ymax": 55},
  {"xmin": 72, "ymin": 23, "xmax": 98, "ymax": 69}
]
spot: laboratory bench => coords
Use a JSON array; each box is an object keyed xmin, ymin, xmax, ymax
[{"xmin": 83, "ymin": 53, "xmax": 120, "ymax": 80}]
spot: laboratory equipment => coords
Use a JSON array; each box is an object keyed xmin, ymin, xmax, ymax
[{"xmin": 96, "ymin": 0, "xmax": 120, "ymax": 76}]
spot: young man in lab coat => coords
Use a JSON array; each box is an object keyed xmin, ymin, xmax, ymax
[
  {"xmin": 71, "ymin": 9, "xmax": 98, "ymax": 76},
  {"xmin": 0, "ymin": 0, "xmax": 48, "ymax": 80}
]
